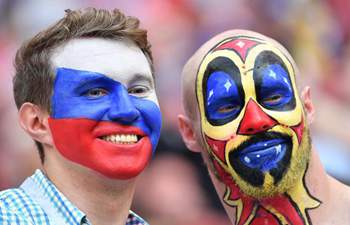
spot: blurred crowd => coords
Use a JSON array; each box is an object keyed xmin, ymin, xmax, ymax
[{"xmin": 0, "ymin": 0, "xmax": 349, "ymax": 224}]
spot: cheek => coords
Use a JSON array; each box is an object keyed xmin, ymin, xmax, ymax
[
  {"xmin": 262, "ymin": 97, "xmax": 304, "ymax": 128},
  {"xmin": 48, "ymin": 118, "xmax": 96, "ymax": 161},
  {"xmin": 132, "ymin": 98, "xmax": 162, "ymax": 151},
  {"xmin": 52, "ymin": 94, "xmax": 110, "ymax": 120}
]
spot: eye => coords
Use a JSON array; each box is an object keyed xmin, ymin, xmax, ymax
[
  {"xmin": 217, "ymin": 104, "xmax": 240, "ymax": 114},
  {"xmin": 128, "ymin": 85, "xmax": 150, "ymax": 97},
  {"xmin": 262, "ymin": 94, "xmax": 282, "ymax": 105},
  {"xmin": 85, "ymin": 88, "xmax": 108, "ymax": 98}
]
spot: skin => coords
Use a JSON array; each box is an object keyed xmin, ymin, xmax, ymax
[
  {"xmin": 178, "ymin": 30, "xmax": 350, "ymax": 225},
  {"xmin": 18, "ymin": 38, "xmax": 160, "ymax": 225}
]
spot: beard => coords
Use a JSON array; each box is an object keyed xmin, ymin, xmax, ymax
[{"xmin": 213, "ymin": 125, "xmax": 311, "ymax": 199}]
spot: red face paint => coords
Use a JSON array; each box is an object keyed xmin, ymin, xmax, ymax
[
  {"xmin": 49, "ymin": 119, "xmax": 152, "ymax": 179},
  {"xmin": 197, "ymin": 36, "xmax": 321, "ymax": 225}
]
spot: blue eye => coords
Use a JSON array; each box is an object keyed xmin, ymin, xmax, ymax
[{"xmin": 85, "ymin": 88, "xmax": 109, "ymax": 98}]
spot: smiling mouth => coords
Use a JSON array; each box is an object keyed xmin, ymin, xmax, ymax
[{"xmin": 99, "ymin": 134, "xmax": 143, "ymax": 144}]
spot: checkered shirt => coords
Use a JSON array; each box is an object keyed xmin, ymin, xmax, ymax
[{"xmin": 0, "ymin": 169, "xmax": 148, "ymax": 225}]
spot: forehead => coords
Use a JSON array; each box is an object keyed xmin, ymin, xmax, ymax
[
  {"xmin": 51, "ymin": 38, "xmax": 153, "ymax": 83},
  {"xmin": 197, "ymin": 36, "xmax": 296, "ymax": 81}
]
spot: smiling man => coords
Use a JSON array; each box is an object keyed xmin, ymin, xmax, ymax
[
  {"xmin": 178, "ymin": 30, "xmax": 350, "ymax": 225},
  {"xmin": 0, "ymin": 8, "xmax": 161, "ymax": 225}
]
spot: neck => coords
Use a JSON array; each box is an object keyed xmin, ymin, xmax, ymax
[
  {"xmin": 44, "ymin": 150, "xmax": 137, "ymax": 225},
  {"xmin": 209, "ymin": 147, "xmax": 350, "ymax": 225}
]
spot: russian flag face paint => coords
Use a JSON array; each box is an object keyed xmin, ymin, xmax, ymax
[
  {"xmin": 49, "ymin": 68, "xmax": 161, "ymax": 179},
  {"xmin": 48, "ymin": 38, "xmax": 161, "ymax": 179}
]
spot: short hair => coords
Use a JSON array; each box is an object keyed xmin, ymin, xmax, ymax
[{"xmin": 13, "ymin": 8, "xmax": 154, "ymax": 163}]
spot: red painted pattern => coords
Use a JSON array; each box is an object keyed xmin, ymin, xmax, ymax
[
  {"xmin": 291, "ymin": 117, "xmax": 304, "ymax": 144},
  {"xmin": 237, "ymin": 99, "xmax": 277, "ymax": 135},
  {"xmin": 212, "ymin": 159, "xmax": 306, "ymax": 225},
  {"xmin": 48, "ymin": 118, "xmax": 152, "ymax": 179},
  {"xmin": 214, "ymin": 38, "xmax": 260, "ymax": 62}
]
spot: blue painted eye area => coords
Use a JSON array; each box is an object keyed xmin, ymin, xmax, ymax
[
  {"xmin": 51, "ymin": 67, "xmax": 162, "ymax": 153},
  {"xmin": 253, "ymin": 51, "xmax": 296, "ymax": 111},
  {"xmin": 203, "ymin": 57, "xmax": 244, "ymax": 125},
  {"xmin": 84, "ymin": 88, "xmax": 109, "ymax": 99}
]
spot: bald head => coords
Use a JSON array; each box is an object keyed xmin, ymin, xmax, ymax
[{"xmin": 181, "ymin": 29, "xmax": 299, "ymax": 120}]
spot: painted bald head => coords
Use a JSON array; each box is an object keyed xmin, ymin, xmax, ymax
[{"xmin": 181, "ymin": 30, "xmax": 311, "ymax": 198}]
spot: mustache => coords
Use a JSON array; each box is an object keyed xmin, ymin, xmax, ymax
[
  {"xmin": 232, "ymin": 131, "xmax": 291, "ymax": 154},
  {"xmin": 228, "ymin": 131, "xmax": 293, "ymax": 187}
]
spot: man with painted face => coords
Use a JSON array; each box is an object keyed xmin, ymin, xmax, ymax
[
  {"xmin": 178, "ymin": 30, "xmax": 350, "ymax": 225},
  {"xmin": 0, "ymin": 8, "xmax": 161, "ymax": 225}
]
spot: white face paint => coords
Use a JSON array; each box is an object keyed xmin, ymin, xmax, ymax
[{"xmin": 52, "ymin": 38, "xmax": 158, "ymax": 105}]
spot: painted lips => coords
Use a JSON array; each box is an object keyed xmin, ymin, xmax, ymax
[{"xmin": 238, "ymin": 139, "xmax": 287, "ymax": 172}]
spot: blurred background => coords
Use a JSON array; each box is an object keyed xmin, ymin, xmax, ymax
[{"xmin": 0, "ymin": 0, "xmax": 349, "ymax": 224}]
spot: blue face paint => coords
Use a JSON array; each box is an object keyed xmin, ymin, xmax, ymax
[
  {"xmin": 254, "ymin": 51, "xmax": 296, "ymax": 111},
  {"xmin": 51, "ymin": 67, "xmax": 161, "ymax": 152},
  {"xmin": 203, "ymin": 57, "xmax": 244, "ymax": 126},
  {"xmin": 259, "ymin": 64, "xmax": 293, "ymax": 109},
  {"xmin": 206, "ymin": 71, "xmax": 242, "ymax": 121},
  {"xmin": 238, "ymin": 139, "xmax": 287, "ymax": 172}
]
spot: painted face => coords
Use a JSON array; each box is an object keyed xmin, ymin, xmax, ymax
[
  {"xmin": 196, "ymin": 36, "xmax": 310, "ymax": 198},
  {"xmin": 49, "ymin": 38, "xmax": 162, "ymax": 179}
]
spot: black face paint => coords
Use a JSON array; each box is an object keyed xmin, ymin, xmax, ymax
[
  {"xmin": 254, "ymin": 51, "xmax": 296, "ymax": 111},
  {"xmin": 203, "ymin": 57, "xmax": 245, "ymax": 126},
  {"xmin": 228, "ymin": 131, "xmax": 292, "ymax": 186}
]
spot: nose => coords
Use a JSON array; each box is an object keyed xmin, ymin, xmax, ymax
[
  {"xmin": 107, "ymin": 88, "xmax": 140, "ymax": 124},
  {"xmin": 237, "ymin": 99, "xmax": 277, "ymax": 135}
]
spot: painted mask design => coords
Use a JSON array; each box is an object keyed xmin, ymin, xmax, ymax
[
  {"xmin": 48, "ymin": 68, "xmax": 162, "ymax": 179},
  {"xmin": 196, "ymin": 36, "xmax": 320, "ymax": 224}
]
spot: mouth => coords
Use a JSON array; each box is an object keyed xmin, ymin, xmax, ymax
[
  {"xmin": 238, "ymin": 139, "xmax": 287, "ymax": 172},
  {"xmin": 228, "ymin": 132, "xmax": 293, "ymax": 186},
  {"xmin": 98, "ymin": 134, "xmax": 144, "ymax": 145}
]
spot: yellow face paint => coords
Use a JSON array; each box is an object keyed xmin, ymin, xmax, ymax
[{"xmin": 195, "ymin": 36, "xmax": 320, "ymax": 224}]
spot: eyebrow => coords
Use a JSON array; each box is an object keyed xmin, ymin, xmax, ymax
[{"xmin": 127, "ymin": 73, "xmax": 154, "ymax": 88}]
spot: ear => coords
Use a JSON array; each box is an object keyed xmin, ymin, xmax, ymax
[
  {"xmin": 18, "ymin": 103, "xmax": 54, "ymax": 146},
  {"xmin": 301, "ymin": 86, "xmax": 315, "ymax": 125},
  {"xmin": 177, "ymin": 114, "xmax": 202, "ymax": 153}
]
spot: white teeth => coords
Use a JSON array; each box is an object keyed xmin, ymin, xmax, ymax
[{"xmin": 101, "ymin": 134, "xmax": 138, "ymax": 144}]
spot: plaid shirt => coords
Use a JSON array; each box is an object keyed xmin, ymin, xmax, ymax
[{"xmin": 0, "ymin": 170, "xmax": 148, "ymax": 225}]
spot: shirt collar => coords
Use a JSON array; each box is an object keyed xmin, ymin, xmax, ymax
[
  {"xmin": 30, "ymin": 169, "xmax": 86, "ymax": 225},
  {"xmin": 29, "ymin": 169, "xmax": 148, "ymax": 225}
]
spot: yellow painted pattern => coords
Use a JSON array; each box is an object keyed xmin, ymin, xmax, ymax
[{"xmin": 196, "ymin": 36, "xmax": 321, "ymax": 224}]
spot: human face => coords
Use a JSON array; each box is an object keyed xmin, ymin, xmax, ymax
[
  {"xmin": 49, "ymin": 38, "xmax": 162, "ymax": 179},
  {"xmin": 196, "ymin": 36, "xmax": 310, "ymax": 198}
]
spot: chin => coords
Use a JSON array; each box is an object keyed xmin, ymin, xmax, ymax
[
  {"xmin": 226, "ymin": 125, "xmax": 311, "ymax": 199},
  {"xmin": 99, "ymin": 157, "xmax": 151, "ymax": 180}
]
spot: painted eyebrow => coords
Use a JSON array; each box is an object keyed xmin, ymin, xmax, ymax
[
  {"xmin": 74, "ymin": 75, "xmax": 116, "ymax": 93},
  {"xmin": 79, "ymin": 74, "xmax": 114, "ymax": 84}
]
